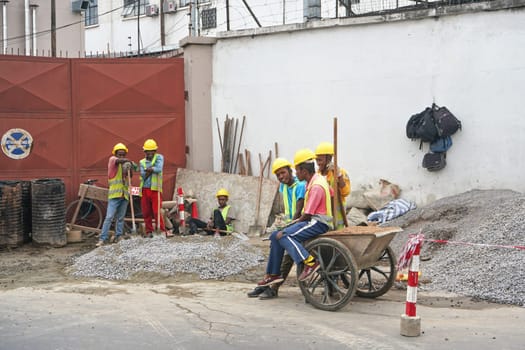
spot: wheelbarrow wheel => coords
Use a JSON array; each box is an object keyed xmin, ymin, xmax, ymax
[
  {"xmin": 298, "ymin": 237, "xmax": 358, "ymax": 312},
  {"xmin": 356, "ymin": 246, "xmax": 396, "ymax": 298}
]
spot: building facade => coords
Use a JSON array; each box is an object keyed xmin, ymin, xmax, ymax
[{"xmin": 0, "ymin": 0, "xmax": 85, "ymax": 57}]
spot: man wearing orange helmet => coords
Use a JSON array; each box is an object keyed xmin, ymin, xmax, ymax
[
  {"xmin": 97, "ymin": 143, "xmax": 134, "ymax": 247},
  {"xmin": 187, "ymin": 188, "xmax": 236, "ymax": 236},
  {"xmin": 252, "ymin": 149, "xmax": 332, "ymax": 294},
  {"xmin": 140, "ymin": 139, "xmax": 173, "ymax": 238},
  {"xmin": 315, "ymin": 142, "xmax": 351, "ymax": 230}
]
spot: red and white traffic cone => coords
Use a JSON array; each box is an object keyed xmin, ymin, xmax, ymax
[
  {"xmin": 177, "ymin": 187, "xmax": 185, "ymax": 234},
  {"xmin": 400, "ymin": 239, "xmax": 422, "ymax": 337}
]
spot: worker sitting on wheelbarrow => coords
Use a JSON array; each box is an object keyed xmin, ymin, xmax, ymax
[
  {"xmin": 247, "ymin": 157, "xmax": 306, "ymax": 299},
  {"xmin": 187, "ymin": 188, "xmax": 236, "ymax": 236},
  {"xmin": 251, "ymin": 149, "xmax": 333, "ymax": 293}
]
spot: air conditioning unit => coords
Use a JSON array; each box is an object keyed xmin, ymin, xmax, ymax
[
  {"xmin": 146, "ymin": 4, "xmax": 159, "ymax": 16},
  {"xmin": 71, "ymin": 0, "xmax": 90, "ymax": 12},
  {"xmin": 164, "ymin": 0, "xmax": 178, "ymax": 13}
]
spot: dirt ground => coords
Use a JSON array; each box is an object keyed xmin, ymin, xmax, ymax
[{"xmin": 0, "ymin": 232, "xmax": 501, "ymax": 312}]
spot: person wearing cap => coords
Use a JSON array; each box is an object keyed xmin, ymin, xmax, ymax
[
  {"xmin": 97, "ymin": 143, "xmax": 134, "ymax": 247},
  {"xmin": 139, "ymin": 139, "xmax": 173, "ymax": 238},
  {"xmin": 252, "ymin": 149, "xmax": 333, "ymax": 294},
  {"xmin": 247, "ymin": 157, "xmax": 306, "ymax": 299},
  {"xmin": 187, "ymin": 188, "xmax": 236, "ymax": 236},
  {"xmin": 315, "ymin": 142, "xmax": 351, "ymax": 230}
]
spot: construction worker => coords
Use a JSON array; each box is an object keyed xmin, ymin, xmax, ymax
[
  {"xmin": 247, "ymin": 157, "xmax": 306, "ymax": 299},
  {"xmin": 97, "ymin": 143, "xmax": 134, "ymax": 247},
  {"xmin": 139, "ymin": 139, "xmax": 173, "ymax": 238},
  {"xmin": 251, "ymin": 149, "xmax": 332, "ymax": 298},
  {"xmin": 315, "ymin": 142, "xmax": 351, "ymax": 230},
  {"xmin": 187, "ymin": 188, "xmax": 236, "ymax": 236}
]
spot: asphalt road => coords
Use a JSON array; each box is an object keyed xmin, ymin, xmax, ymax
[{"xmin": 0, "ymin": 281, "xmax": 524, "ymax": 350}]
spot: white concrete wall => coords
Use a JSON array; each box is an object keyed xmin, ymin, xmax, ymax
[{"xmin": 211, "ymin": 7, "xmax": 525, "ymax": 205}]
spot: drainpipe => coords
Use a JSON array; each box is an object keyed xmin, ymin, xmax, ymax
[
  {"xmin": 30, "ymin": 4, "xmax": 38, "ymax": 55},
  {"xmin": 1, "ymin": 1, "xmax": 7, "ymax": 55},
  {"xmin": 24, "ymin": 0, "xmax": 30, "ymax": 54}
]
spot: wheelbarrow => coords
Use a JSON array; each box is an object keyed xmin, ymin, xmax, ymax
[{"xmin": 298, "ymin": 226, "xmax": 403, "ymax": 311}]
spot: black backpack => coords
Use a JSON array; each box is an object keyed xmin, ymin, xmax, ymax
[
  {"xmin": 432, "ymin": 104, "xmax": 462, "ymax": 137},
  {"xmin": 406, "ymin": 107, "xmax": 439, "ymax": 143},
  {"xmin": 422, "ymin": 152, "xmax": 446, "ymax": 172}
]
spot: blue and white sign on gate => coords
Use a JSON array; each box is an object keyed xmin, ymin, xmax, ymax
[{"xmin": 1, "ymin": 128, "xmax": 34, "ymax": 160}]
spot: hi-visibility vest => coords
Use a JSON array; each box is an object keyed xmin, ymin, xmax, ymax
[
  {"xmin": 304, "ymin": 174, "xmax": 332, "ymax": 218},
  {"xmin": 282, "ymin": 180, "xmax": 299, "ymax": 221},
  {"xmin": 108, "ymin": 163, "xmax": 129, "ymax": 200},
  {"xmin": 322, "ymin": 168, "xmax": 350, "ymax": 229},
  {"xmin": 219, "ymin": 205, "xmax": 233, "ymax": 232},
  {"xmin": 140, "ymin": 154, "xmax": 163, "ymax": 192}
]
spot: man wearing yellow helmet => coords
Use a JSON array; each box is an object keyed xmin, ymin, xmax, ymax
[
  {"xmin": 97, "ymin": 143, "xmax": 134, "ymax": 247},
  {"xmin": 315, "ymin": 142, "xmax": 351, "ymax": 230},
  {"xmin": 139, "ymin": 139, "xmax": 173, "ymax": 238},
  {"xmin": 187, "ymin": 188, "xmax": 236, "ymax": 236},
  {"xmin": 248, "ymin": 157, "xmax": 306, "ymax": 299},
  {"xmin": 252, "ymin": 149, "xmax": 333, "ymax": 294}
]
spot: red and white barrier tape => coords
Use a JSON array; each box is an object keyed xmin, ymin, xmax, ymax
[
  {"xmin": 397, "ymin": 233, "xmax": 425, "ymax": 271},
  {"xmin": 424, "ymin": 239, "xmax": 525, "ymax": 251}
]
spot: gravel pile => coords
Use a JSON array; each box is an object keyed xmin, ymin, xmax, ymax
[
  {"xmin": 388, "ymin": 189, "xmax": 525, "ymax": 306},
  {"xmin": 70, "ymin": 235, "xmax": 265, "ymax": 280}
]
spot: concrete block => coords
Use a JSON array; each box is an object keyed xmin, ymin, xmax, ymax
[{"xmin": 400, "ymin": 314, "xmax": 421, "ymax": 337}]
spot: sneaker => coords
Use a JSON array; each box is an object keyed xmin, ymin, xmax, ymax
[
  {"xmin": 113, "ymin": 235, "xmax": 122, "ymax": 243},
  {"xmin": 247, "ymin": 286, "xmax": 267, "ymax": 298},
  {"xmin": 165, "ymin": 230, "xmax": 174, "ymax": 238},
  {"xmin": 259, "ymin": 287, "xmax": 278, "ymax": 300},
  {"xmin": 257, "ymin": 275, "xmax": 284, "ymax": 287},
  {"xmin": 298, "ymin": 261, "xmax": 320, "ymax": 281},
  {"xmin": 95, "ymin": 240, "xmax": 105, "ymax": 247},
  {"xmin": 143, "ymin": 232, "xmax": 153, "ymax": 238}
]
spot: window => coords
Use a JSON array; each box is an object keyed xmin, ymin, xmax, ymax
[
  {"xmin": 85, "ymin": 0, "xmax": 98, "ymax": 26},
  {"xmin": 201, "ymin": 8, "xmax": 216, "ymax": 29},
  {"xmin": 122, "ymin": 0, "xmax": 149, "ymax": 17}
]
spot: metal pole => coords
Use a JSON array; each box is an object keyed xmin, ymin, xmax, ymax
[
  {"xmin": 226, "ymin": 0, "xmax": 230, "ymax": 30},
  {"xmin": 51, "ymin": 0, "xmax": 56, "ymax": 57},
  {"xmin": 1, "ymin": 1, "xmax": 8, "ymax": 55},
  {"xmin": 25, "ymin": 0, "xmax": 30, "ymax": 54},
  {"xmin": 30, "ymin": 4, "xmax": 38, "ymax": 55},
  {"xmin": 137, "ymin": 0, "xmax": 140, "ymax": 56}
]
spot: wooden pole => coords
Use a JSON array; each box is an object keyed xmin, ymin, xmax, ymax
[{"xmin": 333, "ymin": 117, "xmax": 349, "ymax": 228}]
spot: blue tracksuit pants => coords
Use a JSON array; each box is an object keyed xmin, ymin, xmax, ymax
[{"xmin": 266, "ymin": 219, "xmax": 329, "ymax": 275}]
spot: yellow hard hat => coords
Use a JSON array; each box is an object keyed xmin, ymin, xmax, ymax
[
  {"xmin": 272, "ymin": 158, "xmax": 292, "ymax": 174},
  {"xmin": 143, "ymin": 139, "xmax": 158, "ymax": 151},
  {"xmin": 112, "ymin": 142, "xmax": 128, "ymax": 155},
  {"xmin": 315, "ymin": 142, "xmax": 334, "ymax": 156},
  {"xmin": 293, "ymin": 148, "xmax": 316, "ymax": 167},
  {"xmin": 216, "ymin": 188, "xmax": 229, "ymax": 198}
]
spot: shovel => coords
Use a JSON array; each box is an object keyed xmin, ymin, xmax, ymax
[{"xmin": 127, "ymin": 168, "xmax": 137, "ymax": 234}]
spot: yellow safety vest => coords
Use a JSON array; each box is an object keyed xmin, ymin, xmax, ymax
[
  {"xmin": 108, "ymin": 163, "xmax": 129, "ymax": 200},
  {"xmin": 219, "ymin": 205, "xmax": 233, "ymax": 232},
  {"xmin": 323, "ymin": 168, "xmax": 350, "ymax": 230},
  {"xmin": 140, "ymin": 154, "xmax": 163, "ymax": 193},
  {"xmin": 282, "ymin": 181, "xmax": 299, "ymax": 222}
]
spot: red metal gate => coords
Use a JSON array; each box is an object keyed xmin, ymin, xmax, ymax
[{"xmin": 0, "ymin": 55, "xmax": 185, "ymax": 203}]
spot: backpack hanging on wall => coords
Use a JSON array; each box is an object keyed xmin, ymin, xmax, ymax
[
  {"xmin": 432, "ymin": 104, "xmax": 462, "ymax": 137},
  {"xmin": 406, "ymin": 103, "xmax": 462, "ymax": 172},
  {"xmin": 422, "ymin": 152, "xmax": 446, "ymax": 172},
  {"xmin": 406, "ymin": 107, "xmax": 439, "ymax": 143},
  {"xmin": 430, "ymin": 136, "xmax": 453, "ymax": 153}
]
